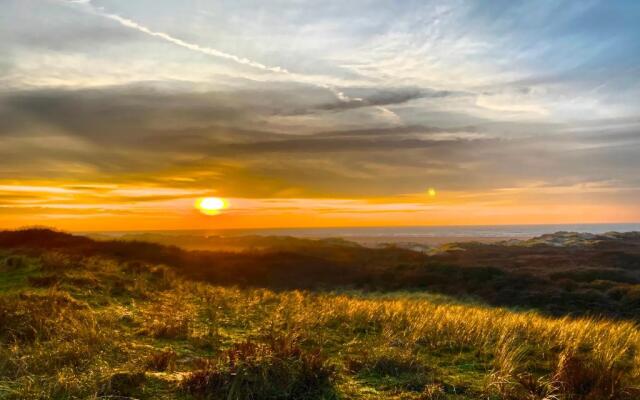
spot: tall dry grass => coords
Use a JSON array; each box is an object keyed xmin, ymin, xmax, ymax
[
  {"xmin": 192, "ymin": 285, "xmax": 640, "ymax": 399},
  {"xmin": 1, "ymin": 251, "xmax": 640, "ymax": 399}
]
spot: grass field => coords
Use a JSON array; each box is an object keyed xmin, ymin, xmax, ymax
[{"xmin": 2, "ymin": 250, "xmax": 640, "ymax": 399}]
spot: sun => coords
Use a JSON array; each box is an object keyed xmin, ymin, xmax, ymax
[{"xmin": 195, "ymin": 197, "xmax": 228, "ymax": 215}]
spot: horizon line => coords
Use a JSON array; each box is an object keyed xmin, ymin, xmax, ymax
[{"xmin": 63, "ymin": 221, "xmax": 640, "ymax": 234}]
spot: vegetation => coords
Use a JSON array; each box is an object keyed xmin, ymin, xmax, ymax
[
  {"xmin": 1, "ymin": 229, "xmax": 640, "ymax": 398},
  {"xmin": 3, "ymin": 229, "xmax": 640, "ymax": 319}
]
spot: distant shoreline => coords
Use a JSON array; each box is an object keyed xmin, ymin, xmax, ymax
[
  {"xmin": 80, "ymin": 223, "xmax": 640, "ymax": 248},
  {"xmin": 79, "ymin": 222, "xmax": 640, "ymax": 236},
  {"xmin": 343, "ymin": 235, "xmax": 517, "ymax": 246}
]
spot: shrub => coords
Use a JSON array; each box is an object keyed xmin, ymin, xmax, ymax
[
  {"xmin": 351, "ymin": 348, "xmax": 425, "ymax": 376},
  {"xmin": 40, "ymin": 253, "xmax": 77, "ymax": 271},
  {"xmin": 553, "ymin": 345, "xmax": 637, "ymax": 400},
  {"xmin": 1, "ymin": 255, "xmax": 29, "ymax": 270},
  {"xmin": 123, "ymin": 260, "xmax": 151, "ymax": 274},
  {"xmin": 182, "ymin": 337, "xmax": 336, "ymax": 399},
  {"xmin": 0, "ymin": 291, "xmax": 95, "ymax": 343},
  {"xmin": 99, "ymin": 371, "xmax": 146, "ymax": 397},
  {"xmin": 144, "ymin": 347, "xmax": 177, "ymax": 372},
  {"xmin": 346, "ymin": 346, "xmax": 432, "ymax": 391},
  {"xmin": 138, "ymin": 313, "xmax": 191, "ymax": 339},
  {"xmin": 28, "ymin": 274, "xmax": 59, "ymax": 288}
]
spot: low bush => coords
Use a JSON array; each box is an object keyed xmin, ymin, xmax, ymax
[
  {"xmin": 553, "ymin": 345, "xmax": 638, "ymax": 400},
  {"xmin": 0, "ymin": 291, "xmax": 95, "ymax": 343},
  {"xmin": 182, "ymin": 336, "xmax": 336, "ymax": 399},
  {"xmin": 144, "ymin": 347, "xmax": 177, "ymax": 372},
  {"xmin": 28, "ymin": 274, "xmax": 59, "ymax": 288},
  {"xmin": 100, "ymin": 371, "xmax": 146, "ymax": 397},
  {"xmin": 1, "ymin": 255, "xmax": 29, "ymax": 271}
]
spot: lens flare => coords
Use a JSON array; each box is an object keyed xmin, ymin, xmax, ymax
[{"xmin": 195, "ymin": 197, "xmax": 228, "ymax": 215}]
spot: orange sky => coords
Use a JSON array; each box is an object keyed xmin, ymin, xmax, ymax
[{"xmin": 2, "ymin": 182, "xmax": 638, "ymax": 232}]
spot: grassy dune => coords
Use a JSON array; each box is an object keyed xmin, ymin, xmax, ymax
[{"xmin": 2, "ymin": 250, "xmax": 640, "ymax": 399}]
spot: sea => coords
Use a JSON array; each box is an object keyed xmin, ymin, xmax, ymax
[
  {"xmin": 96, "ymin": 223, "xmax": 640, "ymax": 246},
  {"xmin": 202, "ymin": 224, "xmax": 640, "ymax": 238}
]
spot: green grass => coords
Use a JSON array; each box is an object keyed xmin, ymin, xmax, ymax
[
  {"xmin": 0, "ymin": 253, "xmax": 41, "ymax": 293},
  {"xmin": 1, "ymin": 251, "xmax": 640, "ymax": 399}
]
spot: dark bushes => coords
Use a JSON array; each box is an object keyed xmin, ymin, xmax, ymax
[
  {"xmin": 28, "ymin": 274, "xmax": 59, "ymax": 287},
  {"xmin": 554, "ymin": 346, "xmax": 638, "ymax": 400},
  {"xmin": 144, "ymin": 348, "xmax": 177, "ymax": 372},
  {"xmin": 100, "ymin": 371, "xmax": 146, "ymax": 397},
  {"xmin": 182, "ymin": 337, "xmax": 336, "ymax": 399},
  {"xmin": 1, "ymin": 255, "xmax": 29, "ymax": 270},
  {"xmin": 3, "ymin": 228, "xmax": 640, "ymax": 319}
]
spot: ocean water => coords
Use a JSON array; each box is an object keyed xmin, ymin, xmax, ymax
[
  {"xmin": 164, "ymin": 223, "xmax": 640, "ymax": 239},
  {"xmin": 93, "ymin": 223, "xmax": 640, "ymax": 244},
  {"xmin": 95, "ymin": 223, "xmax": 640, "ymax": 245}
]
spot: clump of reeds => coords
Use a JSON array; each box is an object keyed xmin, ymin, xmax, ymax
[
  {"xmin": 144, "ymin": 347, "xmax": 177, "ymax": 372},
  {"xmin": 0, "ymin": 290, "xmax": 95, "ymax": 343},
  {"xmin": 182, "ymin": 334, "xmax": 336, "ymax": 399}
]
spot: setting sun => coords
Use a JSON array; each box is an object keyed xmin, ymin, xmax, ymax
[{"xmin": 195, "ymin": 197, "xmax": 228, "ymax": 215}]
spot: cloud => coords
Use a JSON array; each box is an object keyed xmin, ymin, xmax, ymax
[
  {"xmin": 1, "ymin": 0, "xmax": 640, "ymax": 225},
  {"xmin": 62, "ymin": 2, "xmax": 371, "ymax": 101},
  {"xmin": 98, "ymin": 12, "xmax": 288, "ymax": 74},
  {"xmin": 0, "ymin": 0, "xmax": 138, "ymax": 53},
  {"xmin": 312, "ymin": 87, "xmax": 456, "ymax": 113},
  {"xmin": 2, "ymin": 81, "xmax": 639, "ymax": 202},
  {"xmin": 56, "ymin": 0, "xmax": 414, "ymax": 123}
]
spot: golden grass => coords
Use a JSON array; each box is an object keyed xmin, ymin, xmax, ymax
[{"xmin": 1, "ymin": 253, "xmax": 640, "ymax": 399}]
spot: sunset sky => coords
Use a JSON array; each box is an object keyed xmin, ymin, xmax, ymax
[{"xmin": 1, "ymin": 0, "xmax": 640, "ymax": 231}]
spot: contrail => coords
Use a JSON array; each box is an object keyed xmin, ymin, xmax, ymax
[
  {"xmin": 65, "ymin": 0, "xmax": 287, "ymax": 73},
  {"xmin": 101, "ymin": 13, "xmax": 288, "ymax": 74},
  {"xmin": 96, "ymin": 8, "xmax": 359, "ymax": 102},
  {"xmin": 61, "ymin": 0, "xmax": 402, "ymax": 123}
]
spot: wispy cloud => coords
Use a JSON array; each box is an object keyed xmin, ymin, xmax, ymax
[
  {"xmin": 60, "ymin": 0, "xmax": 403, "ymax": 123},
  {"xmin": 100, "ymin": 12, "xmax": 289, "ymax": 74}
]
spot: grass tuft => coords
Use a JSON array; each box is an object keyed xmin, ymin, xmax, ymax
[
  {"xmin": 182, "ymin": 335, "xmax": 336, "ymax": 399},
  {"xmin": 144, "ymin": 347, "xmax": 177, "ymax": 372}
]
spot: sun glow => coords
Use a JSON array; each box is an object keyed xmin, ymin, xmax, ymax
[{"xmin": 196, "ymin": 197, "xmax": 228, "ymax": 215}]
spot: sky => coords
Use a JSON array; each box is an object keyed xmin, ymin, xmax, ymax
[{"xmin": 1, "ymin": 0, "xmax": 640, "ymax": 231}]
